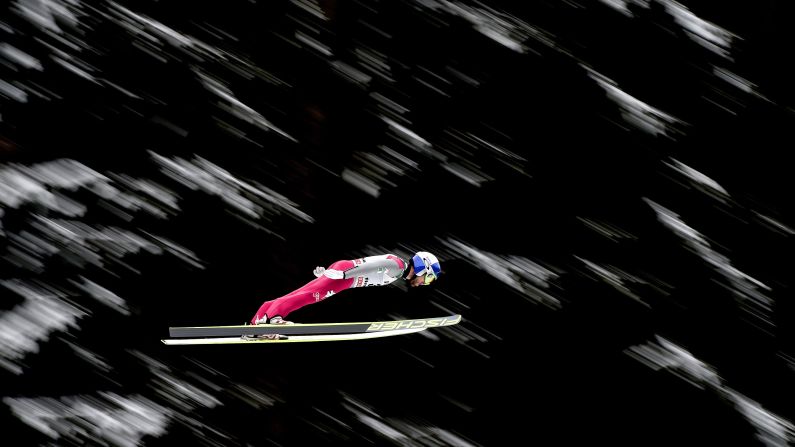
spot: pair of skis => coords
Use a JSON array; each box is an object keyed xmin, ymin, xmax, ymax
[{"xmin": 162, "ymin": 314, "xmax": 462, "ymax": 345}]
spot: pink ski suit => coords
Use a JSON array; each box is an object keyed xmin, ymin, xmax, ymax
[{"xmin": 250, "ymin": 254, "xmax": 408, "ymax": 324}]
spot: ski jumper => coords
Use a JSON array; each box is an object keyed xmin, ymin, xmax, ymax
[{"xmin": 250, "ymin": 254, "xmax": 407, "ymax": 323}]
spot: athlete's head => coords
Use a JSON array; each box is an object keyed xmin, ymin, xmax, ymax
[{"xmin": 408, "ymin": 251, "xmax": 441, "ymax": 287}]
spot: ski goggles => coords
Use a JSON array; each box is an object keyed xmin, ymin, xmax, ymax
[{"xmin": 422, "ymin": 271, "xmax": 437, "ymax": 285}]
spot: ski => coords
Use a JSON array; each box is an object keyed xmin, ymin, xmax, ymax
[
  {"xmin": 168, "ymin": 314, "xmax": 461, "ymax": 338},
  {"xmin": 162, "ymin": 327, "xmax": 427, "ymax": 345}
]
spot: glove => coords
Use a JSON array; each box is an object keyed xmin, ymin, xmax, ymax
[
  {"xmin": 324, "ymin": 269, "xmax": 345, "ymax": 280},
  {"xmin": 313, "ymin": 266, "xmax": 326, "ymax": 278}
]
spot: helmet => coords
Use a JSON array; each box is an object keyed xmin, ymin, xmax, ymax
[{"xmin": 411, "ymin": 251, "xmax": 441, "ymax": 285}]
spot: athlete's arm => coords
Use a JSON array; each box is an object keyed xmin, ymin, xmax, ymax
[
  {"xmin": 343, "ymin": 257, "xmax": 400, "ymax": 279},
  {"xmin": 324, "ymin": 255, "xmax": 405, "ymax": 280}
]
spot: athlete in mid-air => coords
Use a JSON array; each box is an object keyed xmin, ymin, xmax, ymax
[{"xmin": 247, "ymin": 252, "xmax": 441, "ymax": 338}]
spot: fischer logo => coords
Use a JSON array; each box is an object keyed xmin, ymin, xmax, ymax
[
  {"xmin": 367, "ymin": 315, "xmax": 460, "ymax": 331},
  {"xmin": 313, "ymin": 291, "xmax": 321, "ymax": 302}
]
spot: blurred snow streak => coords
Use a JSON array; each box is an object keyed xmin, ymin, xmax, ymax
[
  {"xmin": 627, "ymin": 338, "xmax": 795, "ymax": 446},
  {"xmin": 645, "ymin": 199, "xmax": 775, "ymax": 331},
  {"xmin": 598, "ymin": 0, "xmax": 737, "ymax": 59},
  {"xmin": 576, "ymin": 256, "xmax": 650, "ymax": 307},
  {"xmin": 665, "ymin": 158, "xmax": 730, "ymax": 202},
  {"xmin": 416, "ymin": 0, "xmax": 556, "ymax": 54},
  {"xmin": 585, "ymin": 67, "xmax": 685, "ymax": 138},
  {"xmin": 4, "ymin": 393, "xmax": 173, "ymax": 447},
  {"xmin": 343, "ymin": 394, "xmax": 477, "ymax": 447},
  {"xmin": 0, "ymin": 275, "xmax": 137, "ymax": 375},
  {"xmin": 3, "ymin": 351, "xmax": 235, "ymax": 446},
  {"xmin": 442, "ymin": 237, "xmax": 562, "ymax": 309},
  {"xmin": 151, "ymin": 152, "xmax": 313, "ymax": 226},
  {"xmin": 0, "ymin": 159, "xmax": 180, "ymax": 223},
  {"xmin": 0, "ymin": 279, "xmax": 85, "ymax": 375}
]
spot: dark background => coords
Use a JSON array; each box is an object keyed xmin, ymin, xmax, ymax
[{"xmin": 1, "ymin": 0, "xmax": 793, "ymax": 445}]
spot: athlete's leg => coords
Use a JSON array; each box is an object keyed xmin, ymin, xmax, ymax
[{"xmin": 250, "ymin": 260, "xmax": 354, "ymax": 323}]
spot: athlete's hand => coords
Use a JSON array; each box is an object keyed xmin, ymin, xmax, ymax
[
  {"xmin": 313, "ymin": 266, "xmax": 326, "ymax": 278},
  {"xmin": 324, "ymin": 269, "xmax": 345, "ymax": 280}
]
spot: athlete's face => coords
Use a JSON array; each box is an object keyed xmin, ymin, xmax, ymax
[
  {"xmin": 409, "ymin": 274, "xmax": 425, "ymax": 287},
  {"xmin": 407, "ymin": 266, "xmax": 432, "ymax": 287}
]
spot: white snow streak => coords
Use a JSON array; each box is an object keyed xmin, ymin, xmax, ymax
[{"xmin": 627, "ymin": 337, "xmax": 794, "ymax": 446}]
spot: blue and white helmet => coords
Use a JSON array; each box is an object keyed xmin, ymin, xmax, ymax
[{"xmin": 412, "ymin": 251, "xmax": 441, "ymax": 285}]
